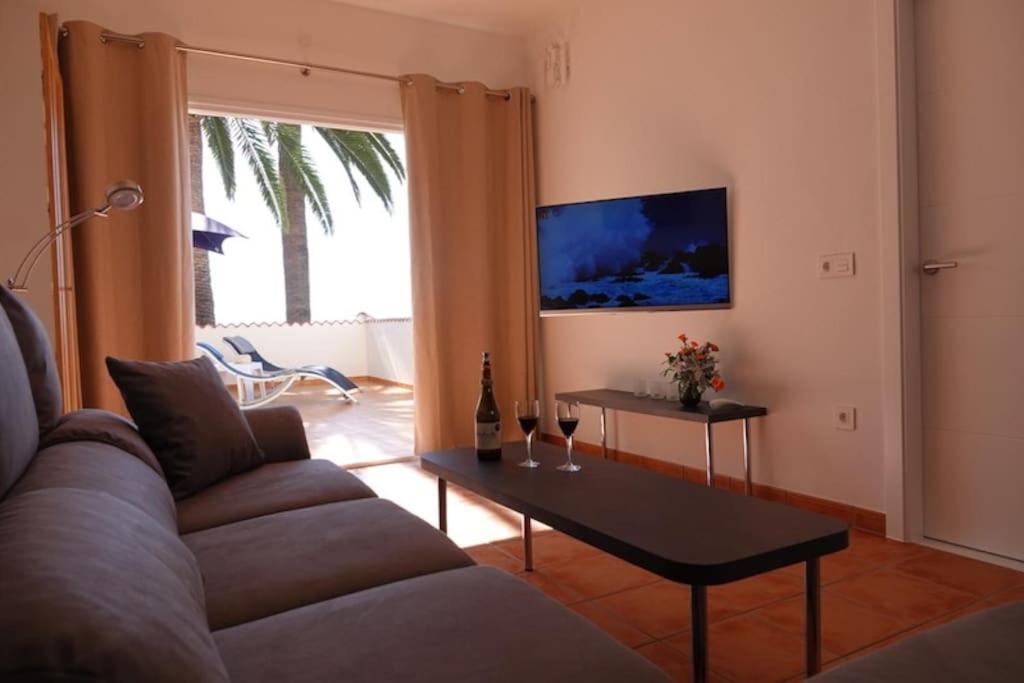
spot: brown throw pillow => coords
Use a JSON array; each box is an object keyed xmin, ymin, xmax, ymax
[{"xmin": 106, "ymin": 355, "xmax": 264, "ymax": 499}]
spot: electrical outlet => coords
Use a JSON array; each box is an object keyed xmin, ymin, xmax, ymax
[
  {"xmin": 819, "ymin": 252, "xmax": 855, "ymax": 278},
  {"xmin": 833, "ymin": 406, "xmax": 857, "ymax": 431}
]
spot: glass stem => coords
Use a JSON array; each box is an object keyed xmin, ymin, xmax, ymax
[
  {"xmin": 527, "ymin": 431, "xmax": 534, "ymax": 461},
  {"xmin": 567, "ymin": 435, "xmax": 574, "ymax": 466}
]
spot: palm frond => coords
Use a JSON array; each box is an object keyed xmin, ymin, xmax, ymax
[
  {"xmin": 367, "ymin": 132, "xmax": 406, "ymax": 181},
  {"xmin": 278, "ymin": 124, "xmax": 333, "ymax": 235},
  {"xmin": 315, "ymin": 128, "xmax": 396, "ymax": 213},
  {"xmin": 228, "ymin": 118, "xmax": 286, "ymax": 228},
  {"xmin": 200, "ymin": 116, "xmax": 236, "ymax": 199}
]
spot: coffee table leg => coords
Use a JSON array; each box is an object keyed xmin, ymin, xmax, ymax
[
  {"xmin": 522, "ymin": 515, "xmax": 534, "ymax": 571},
  {"xmin": 600, "ymin": 407, "xmax": 608, "ymax": 459},
  {"xmin": 743, "ymin": 418, "xmax": 752, "ymax": 496},
  {"xmin": 692, "ymin": 585, "xmax": 708, "ymax": 683},
  {"xmin": 806, "ymin": 557, "xmax": 822, "ymax": 676},
  {"xmin": 704, "ymin": 423, "xmax": 715, "ymax": 487},
  {"xmin": 438, "ymin": 478, "xmax": 447, "ymax": 534}
]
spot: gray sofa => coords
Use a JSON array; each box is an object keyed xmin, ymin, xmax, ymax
[
  {"xmin": 814, "ymin": 601, "xmax": 1024, "ymax": 682},
  {"xmin": 0, "ymin": 291, "xmax": 666, "ymax": 682}
]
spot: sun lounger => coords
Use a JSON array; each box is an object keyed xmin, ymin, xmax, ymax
[{"xmin": 222, "ymin": 335, "xmax": 359, "ymax": 403}]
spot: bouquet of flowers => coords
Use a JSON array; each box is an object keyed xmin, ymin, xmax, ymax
[{"xmin": 663, "ymin": 333, "xmax": 725, "ymax": 407}]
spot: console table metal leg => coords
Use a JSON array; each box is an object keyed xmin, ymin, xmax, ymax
[
  {"xmin": 704, "ymin": 423, "xmax": 715, "ymax": 487},
  {"xmin": 522, "ymin": 515, "xmax": 534, "ymax": 571},
  {"xmin": 600, "ymin": 407, "xmax": 608, "ymax": 459},
  {"xmin": 742, "ymin": 418, "xmax": 752, "ymax": 496},
  {"xmin": 806, "ymin": 557, "xmax": 822, "ymax": 676},
  {"xmin": 692, "ymin": 585, "xmax": 708, "ymax": 683},
  {"xmin": 438, "ymin": 478, "xmax": 447, "ymax": 534}
]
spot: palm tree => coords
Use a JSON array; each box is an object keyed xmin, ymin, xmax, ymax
[
  {"xmin": 191, "ymin": 115, "xmax": 405, "ymax": 324},
  {"xmin": 189, "ymin": 115, "xmax": 216, "ymax": 326}
]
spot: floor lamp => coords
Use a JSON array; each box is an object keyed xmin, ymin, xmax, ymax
[{"xmin": 6, "ymin": 180, "xmax": 144, "ymax": 292}]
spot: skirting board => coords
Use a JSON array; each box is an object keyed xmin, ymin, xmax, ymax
[
  {"xmin": 540, "ymin": 433, "xmax": 886, "ymax": 536},
  {"xmin": 293, "ymin": 375, "xmax": 414, "ymax": 390}
]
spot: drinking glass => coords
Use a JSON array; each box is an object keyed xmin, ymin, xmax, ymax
[
  {"xmin": 516, "ymin": 399, "xmax": 541, "ymax": 468},
  {"xmin": 555, "ymin": 400, "xmax": 582, "ymax": 472}
]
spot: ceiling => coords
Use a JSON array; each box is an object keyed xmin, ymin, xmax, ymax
[{"xmin": 333, "ymin": 0, "xmax": 573, "ymax": 36}]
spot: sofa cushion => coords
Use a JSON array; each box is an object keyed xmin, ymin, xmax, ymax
[
  {"xmin": 0, "ymin": 488, "xmax": 229, "ymax": 682},
  {"xmin": 0, "ymin": 308, "xmax": 38, "ymax": 499},
  {"xmin": 177, "ymin": 458, "xmax": 375, "ymax": 533},
  {"xmin": 106, "ymin": 355, "xmax": 264, "ymax": 499},
  {"xmin": 0, "ymin": 286, "xmax": 62, "ymax": 435},
  {"xmin": 813, "ymin": 601, "xmax": 1024, "ymax": 682},
  {"xmin": 214, "ymin": 566, "xmax": 668, "ymax": 682},
  {"xmin": 9, "ymin": 440, "xmax": 177, "ymax": 531},
  {"xmin": 184, "ymin": 497, "xmax": 473, "ymax": 629}
]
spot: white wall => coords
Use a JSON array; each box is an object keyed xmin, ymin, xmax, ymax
[
  {"xmin": 195, "ymin": 317, "xmax": 413, "ymax": 385},
  {"xmin": 529, "ymin": 0, "xmax": 890, "ymax": 511},
  {"xmin": 0, "ymin": 0, "xmax": 528, "ymax": 334},
  {"xmin": 365, "ymin": 318, "xmax": 414, "ymax": 385},
  {"xmin": 196, "ymin": 322, "xmax": 368, "ymax": 377}
]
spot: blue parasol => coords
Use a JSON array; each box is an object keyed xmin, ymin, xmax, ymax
[{"xmin": 192, "ymin": 212, "xmax": 247, "ymax": 254}]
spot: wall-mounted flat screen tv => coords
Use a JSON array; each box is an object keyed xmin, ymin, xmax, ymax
[{"xmin": 536, "ymin": 187, "xmax": 730, "ymax": 314}]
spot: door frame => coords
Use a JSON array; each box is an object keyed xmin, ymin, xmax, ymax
[{"xmin": 877, "ymin": 0, "xmax": 922, "ymax": 543}]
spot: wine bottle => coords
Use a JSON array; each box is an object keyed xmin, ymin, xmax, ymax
[{"xmin": 475, "ymin": 352, "xmax": 502, "ymax": 461}]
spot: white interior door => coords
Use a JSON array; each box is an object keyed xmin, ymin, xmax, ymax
[{"xmin": 916, "ymin": 1, "xmax": 1024, "ymax": 561}]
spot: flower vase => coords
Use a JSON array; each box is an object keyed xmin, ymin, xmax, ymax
[{"xmin": 678, "ymin": 382, "xmax": 703, "ymax": 409}]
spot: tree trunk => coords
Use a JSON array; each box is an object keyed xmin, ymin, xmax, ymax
[
  {"xmin": 279, "ymin": 124, "xmax": 311, "ymax": 324},
  {"xmin": 189, "ymin": 115, "xmax": 216, "ymax": 327}
]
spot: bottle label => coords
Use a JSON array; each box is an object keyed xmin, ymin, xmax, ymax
[{"xmin": 476, "ymin": 421, "xmax": 502, "ymax": 451}]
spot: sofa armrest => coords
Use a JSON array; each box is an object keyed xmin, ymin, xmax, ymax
[
  {"xmin": 244, "ymin": 406, "xmax": 311, "ymax": 463},
  {"xmin": 40, "ymin": 409, "xmax": 165, "ymax": 477}
]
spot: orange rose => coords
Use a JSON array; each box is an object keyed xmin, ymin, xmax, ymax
[
  {"xmin": 711, "ymin": 376, "xmax": 725, "ymax": 391},
  {"xmin": 690, "ymin": 340, "xmax": 699, "ymax": 348},
  {"xmin": 677, "ymin": 333, "xmax": 687, "ymax": 342},
  {"xmin": 708, "ymin": 342, "xmax": 719, "ymax": 352}
]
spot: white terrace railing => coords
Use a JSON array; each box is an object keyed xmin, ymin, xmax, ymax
[{"xmin": 195, "ymin": 316, "xmax": 413, "ymax": 386}]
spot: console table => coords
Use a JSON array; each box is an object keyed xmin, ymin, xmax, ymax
[{"xmin": 554, "ymin": 389, "xmax": 767, "ymax": 494}]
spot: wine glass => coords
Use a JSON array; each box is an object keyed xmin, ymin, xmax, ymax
[
  {"xmin": 516, "ymin": 399, "xmax": 541, "ymax": 468},
  {"xmin": 555, "ymin": 400, "xmax": 582, "ymax": 472}
]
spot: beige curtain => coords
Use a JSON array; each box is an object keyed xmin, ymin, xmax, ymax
[
  {"xmin": 60, "ymin": 21, "xmax": 193, "ymax": 413},
  {"xmin": 401, "ymin": 74, "xmax": 539, "ymax": 453}
]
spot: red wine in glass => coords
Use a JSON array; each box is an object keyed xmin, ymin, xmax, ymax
[
  {"xmin": 555, "ymin": 401, "xmax": 581, "ymax": 472},
  {"xmin": 516, "ymin": 400, "xmax": 541, "ymax": 468}
]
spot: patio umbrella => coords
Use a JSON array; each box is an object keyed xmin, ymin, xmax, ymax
[{"xmin": 192, "ymin": 212, "xmax": 247, "ymax": 254}]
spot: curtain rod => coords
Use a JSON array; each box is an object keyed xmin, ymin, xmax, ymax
[{"xmin": 88, "ymin": 29, "xmax": 512, "ymax": 100}]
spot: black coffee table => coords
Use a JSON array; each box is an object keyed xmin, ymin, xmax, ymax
[{"xmin": 421, "ymin": 441, "xmax": 848, "ymax": 683}]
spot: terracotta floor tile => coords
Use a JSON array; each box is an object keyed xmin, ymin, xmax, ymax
[
  {"xmin": 494, "ymin": 529, "xmax": 602, "ymax": 568},
  {"xmin": 517, "ymin": 570, "xmax": 585, "ymax": 605},
  {"xmin": 780, "ymin": 550, "xmax": 876, "ymax": 586},
  {"xmin": 708, "ymin": 569, "xmax": 804, "ymax": 621},
  {"xmin": 667, "ymin": 613, "xmax": 838, "ymax": 683},
  {"xmin": 540, "ymin": 553, "xmax": 660, "ymax": 600},
  {"xmin": 463, "ymin": 543, "xmax": 522, "ymax": 574},
  {"xmin": 842, "ymin": 530, "xmax": 927, "ymax": 566},
  {"xmin": 569, "ymin": 601, "xmax": 654, "ymax": 648},
  {"xmin": 830, "ymin": 569, "xmax": 975, "ymax": 627},
  {"xmin": 892, "ymin": 549, "xmax": 1024, "ymax": 597},
  {"xmin": 755, "ymin": 589, "xmax": 908, "ymax": 656},
  {"xmin": 590, "ymin": 581, "xmax": 692, "ymax": 638}
]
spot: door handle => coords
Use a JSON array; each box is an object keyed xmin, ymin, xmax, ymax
[{"xmin": 922, "ymin": 259, "xmax": 958, "ymax": 275}]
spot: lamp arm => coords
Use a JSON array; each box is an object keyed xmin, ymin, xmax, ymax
[{"xmin": 6, "ymin": 205, "xmax": 110, "ymax": 292}]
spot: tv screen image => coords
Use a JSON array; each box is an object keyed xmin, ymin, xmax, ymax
[{"xmin": 536, "ymin": 187, "xmax": 730, "ymax": 314}]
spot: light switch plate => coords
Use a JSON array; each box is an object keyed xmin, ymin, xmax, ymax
[
  {"xmin": 819, "ymin": 252, "xmax": 855, "ymax": 278},
  {"xmin": 834, "ymin": 405, "xmax": 857, "ymax": 431}
]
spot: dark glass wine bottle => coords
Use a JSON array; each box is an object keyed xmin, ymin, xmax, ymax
[{"xmin": 475, "ymin": 352, "xmax": 502, "ymax": 461}]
